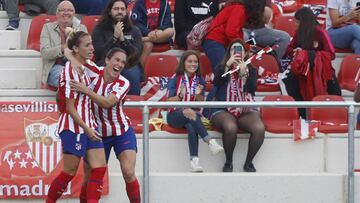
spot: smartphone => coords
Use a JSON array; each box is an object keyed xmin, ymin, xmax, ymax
[
  {"xmin": 356, "ymin": 2, "xmax": 360, "ymax": 10},
  {"xmin": 233, "ymin": 45, "xmax": 243, "ymax": 55}
]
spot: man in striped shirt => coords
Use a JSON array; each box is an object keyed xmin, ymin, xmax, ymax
[{"xmin": 70, "ymin": 47, "xmax": 140, "ymax": 203}]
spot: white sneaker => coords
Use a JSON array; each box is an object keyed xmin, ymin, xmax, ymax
[
  {"xmin": 208, "ymin": 139, "xmax": 224, "ymax": 155},
  {"xmin": 190, "ymin": 157, "xmax": 203, "ymax": 172}
]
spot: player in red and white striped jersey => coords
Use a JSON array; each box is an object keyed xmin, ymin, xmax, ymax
[
  {"xmin": 47, "ymin": 29, "xmax": 107, "ymax": 203},
  {"xmin": 71, "ymin": 47, "xmax": 141, "ymax": 203}
]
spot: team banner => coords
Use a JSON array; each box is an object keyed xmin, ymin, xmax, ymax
[{"xmin": 0, "ymin": 101, "xmax": 108, "ymax": 198}]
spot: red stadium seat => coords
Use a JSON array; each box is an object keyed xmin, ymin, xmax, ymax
[
  {"xmin": 335, "ymin": 48, "xmax": 353, "ymax": 53},
  {"xmin": 301, "ymin": 0, "xmax": 326, "ymax": 6},
  {"xmin": 261, "ymin": 95, "xmax": 299, "ymax": 133},
  {"xmin": 338, "ymin": 54, "xmax": 360, "ymax": 91},
  {"xmin": 27, "ymin": 15, "xmax": 57, "ymax": 51},
  {"xmin": 251, "ymin": 54, "xmax": 280, "ymax": 92},
  {"xmin": 123, "ymin": 95, "xmax": 154, "ymax": 133},
  {"xmin": 80, "ymin": 15, "xmax": 100, "ymax": 34},
  {"xmin": 199, "ymin": 55, "xmax": 214, "ymax": 91},
  {"xmin": 162, "ymin": 124, "xmax": 188, "ymax": 134},
  {"xmin": 273, "ymin": 15, "xmax": 297, "ymax": 37},
  {"xmin": 308, "ymin": 95, "xmax": 348, "ymax": 133},
  {"xmin": 144, "ymin": 54, "xmax": 178, "ymax": 77},
  {"xmin": 152, "ymin": 43, "xmax": 171, "ymax": 52}
]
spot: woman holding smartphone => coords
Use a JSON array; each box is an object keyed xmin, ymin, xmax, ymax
[
  {"xmin": 207, "ymin": 39, "xmax": 265, "ymax": 173},
  {"xmin": 327, "ymin": 0, "xmax": 360, "ymax": 53}
]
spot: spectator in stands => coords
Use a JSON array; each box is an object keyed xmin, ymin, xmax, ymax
[
  {"xmin": 46, "ymin": 28, "xmax": 107, "ymax": 203},
  {"xmin": 40, "ymin": 0, "xmax": 87, "ymax": 89},
  {"xmin": 207, "ymin": 39, "xmax": 264, "ymax": 172},
  {"xmin": 131, "ymin": 0, "xmax": 174, "ymax": 67},
  {"xmin": 285, "ymin": 7, "xmax": 341, "ymax": 117},
  {"xmin": 5, "ymin": 0, "xmax": 60, "ymax": 30},
  {"xmin": 242, "ymin": 0, "xmax": 290, "ymax": 61},
  {"xmin": 174, "ymin": 0, "xmax": 219, "ymax": 49},
  {"xmin": 166, "ymin": 50, "xmax": 224, "ymax": 172},
  {"xmin": 202, "ymin": 0, "xmax": 248, "ymax": 71},
  {"xmin": 92, "ymin": 0, "xmax": 143, "ymax": 95},
  {"xmin": 69, "ymin": 48, "xmax": 140, "ymax": 203},
  {"xmin": 327, "ymin": 0, "xmax": 360, "ymax": 53}
]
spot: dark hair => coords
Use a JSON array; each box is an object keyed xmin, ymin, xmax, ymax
[
  {"xmin": 65, "ymin": 28, "xmax": 89, "ymax": 50},
  {"xmin": 243, "ymin": 0, "xmax": 266, "ymax": 28},
  {"xmin": 98, "ymin": 0, "xmax": 133, "ymax": 31},
  {"xmin": 175, "ymin": 50, "xmax": 201, "ymax": 76},
  {"xmin": 106, "ymin": 47, "xmax": 127, "ymax": 59},
  {"xmin": 294, "ymin": 7, "xmax": 319, "ymax": 49},
  {"xmin": 221, "ymin": 39, "xmax": 249, "ymax": 67}
]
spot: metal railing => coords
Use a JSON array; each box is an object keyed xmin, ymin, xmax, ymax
[{"xmin": 124, "ymin": 101, "xmax": 360, "ymax": 203}]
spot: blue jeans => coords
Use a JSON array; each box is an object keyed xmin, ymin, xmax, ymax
[
  {"xmin": 47, "ymin": 64, "xmax": 64, "ymax": 87},
  {"xmin": 167, "ymin": 109, "xmax": 211, "ymax": 158},
  {"xmin": 202, "ymin": 39, "xmax": 226, "ymax": 73},
  {"xmin": 121, "ymin": 64, "xmax": 143, "ymax": 95},
  {"xmin": 70, "ymin": 0, "xmax": 106, "ymax": 15},
  {"xmin": 328, "ymin": 24, "xmax": 360, "ymax": 54}
]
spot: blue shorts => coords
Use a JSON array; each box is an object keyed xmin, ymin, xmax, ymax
[
  {"xmin": 59, "ymin": 130, "xmax": 104, "ymax": 157},
  {"xmin": 102, "ymin": 127, "xmax": 137, "ymax": 162}
]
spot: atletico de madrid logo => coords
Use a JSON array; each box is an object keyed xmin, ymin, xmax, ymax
[{"xmin": 24, "ymin": 117, "xmax": 62, "ymax": 175}]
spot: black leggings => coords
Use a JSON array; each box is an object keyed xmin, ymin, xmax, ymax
[{"xmin": 211, "ymin": 111, "xmax": 265, "ymax": 164}]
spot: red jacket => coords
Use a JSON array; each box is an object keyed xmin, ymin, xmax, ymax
[
  {"xmin": 291, "ymin": 50, "xmax": 334, "ymax": 101},
  {"xmin": 205, "ymin": 3, "xmax": 247, "ymax": 47}
]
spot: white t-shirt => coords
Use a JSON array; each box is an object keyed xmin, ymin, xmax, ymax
[{"xmin": 326, "ymin": 0, "xmax": 357, "ymax": 30}]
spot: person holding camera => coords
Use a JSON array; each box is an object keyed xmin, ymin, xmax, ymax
[
  {"xmin": 327, "ymin": 0, "xmax": 360, "ymax": 53},
  {"xmin": 207, "ymin": 39, "xmax": 265, "ymax": 173}
]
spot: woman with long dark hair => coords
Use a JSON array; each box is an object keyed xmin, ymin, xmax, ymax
[
  {"xmin": 166, "ymin": 50, "xmax": 224, "ymax": 172},
  {"xmin": 285, "ymin": 7, "xmax": 341, "ymax": 117},
  {"xmin": 208, "ymin": 39, "xmax": 265, "ymax": 173}
]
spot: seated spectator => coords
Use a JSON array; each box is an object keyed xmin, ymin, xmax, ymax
[
  {"xmin": 285, "ymin": 7, "xmax": 341, "ymax": 117},
  {"xmin": 5, "ymin": 0, "xmax": 60, "ymax": 30},
  {"xmin": 92, "ymin": 0, "xmax": 143, "ymax": 95},
  {"xmin": 40, "ymin": 0, "xmax": 87, "ymax": 88},
  {"xmin": 202, "ymin": 0, "xmax": 248, "ymax": 72},
  {"xmin": 131, "ymin": 0, "xmax": 174, "ymax": 67},
  {"xmin": 174, "ymin": 0, "xmax": 219, "ymax": 49},
  {"xmin": 242, "ymin": 0, "xmax": 290, "ymax": 61},
  {"xmin": 327, "ymin": 0, "xmax": 360, "ymax": 53},
  {"xmin": 206, "ymin": 39, "xmax": 265, "ymax": 173},
  {"xmin": 166, "ymin": 50, "xmax": 224, "ymax": 172}
]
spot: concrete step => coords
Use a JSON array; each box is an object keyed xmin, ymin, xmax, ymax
[
  {"xmin": 0, "ymin": 30, "xmax": 21, "ymax": 50},
  {"xmin": 0, "ymin": 50, "xmax": 42, "ymax": 88}
]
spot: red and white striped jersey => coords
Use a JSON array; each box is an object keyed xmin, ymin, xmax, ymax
[
  {"xmin": 57, "ymin": 62, "xmax": 97, "ymax": 134},
  {"xmin": 84, "ymin": 63, "xmax": 131, "ymax": 137}
]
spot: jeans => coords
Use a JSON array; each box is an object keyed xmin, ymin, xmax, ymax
[
  {"xmin": 70, "ymin": 0, "xmax": 104, "ymax": 15},
  {"xmin": 121, "ymin": 64, "xmax": 143, "ymax": 95},
  {"xmin": 47, "ymin": 64, "xmax": 64, "ymax": 87},
  {"xmin": 243, "ymin": 27, "xmax": 290, "ymax": 60},
  {"xmin": 202, "ymin": 39, "xmax": 226, "ymax": 72},
  {"xmin": 328, "ymin": 24, "xmax": 360, "ymax": 54},
  {"xmin": 167, "ymin": 109, "xmax": 211, "ymax": 158},
  {"xmin": 5, "ymin": 0, "xmax": 58, "ymax": 21}
]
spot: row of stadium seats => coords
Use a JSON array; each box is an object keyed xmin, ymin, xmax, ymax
[{"xmin": 126, "ymin": 94, "xmax": 349, "ymax": 134}]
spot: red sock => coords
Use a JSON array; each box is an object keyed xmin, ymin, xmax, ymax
[
  {"xmin": 80, "ymin": 183, "xmax": 87, "ymax": 203},
  {"xmin": 46, "ymin": 171, "xmax": 74, "ymax": 203},
  {"xmin": 87, "ymin": 166, "xmax": 107, "ymax": 202},
  {"xmin": 126, "ymin": 179, "xmax": 141, "ymax": 203}
]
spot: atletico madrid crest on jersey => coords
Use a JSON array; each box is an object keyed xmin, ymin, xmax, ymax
[{"xmin": 24, "ymin": 117, "xmax": 62, "ymax": 175}]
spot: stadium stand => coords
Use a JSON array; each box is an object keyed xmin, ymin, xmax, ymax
[
  {"xmin": 80, "ymin": 15, "xmax": 100, "ymax": 34},
  {"xmin": 144, "ymin": 54, "xmax": 178, "ymax": 78},
  {"xmin": 273, "ymin": 15, "xmax": 297, "ymax": 37},
  {"xmin": 338, "ymin": 54, "xmax": 360, "ymax": 92},
  {"xmin": 251, "ymin": 54, "xmax": 281, "ymax": 92},
  {"xmin": 26, "ymin": 15, "xmax": 56, "ymax": 51}
]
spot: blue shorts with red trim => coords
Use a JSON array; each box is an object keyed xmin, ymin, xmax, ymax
[
  {"xmin": 102, "ymin": 127, "xmax": 137, "ymax": 162},
  {"xmin": 59, "ymin": 130, "xmax": 104, "ymax": 157}
]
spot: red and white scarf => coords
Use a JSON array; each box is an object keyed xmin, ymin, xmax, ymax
[
  {"xmin": 226, "ymin": 67, "xmax": 253, "ymax": 117},
  {"xmin": 176, "ymin": 73, "xmax": 199, "ymax": 101}
]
